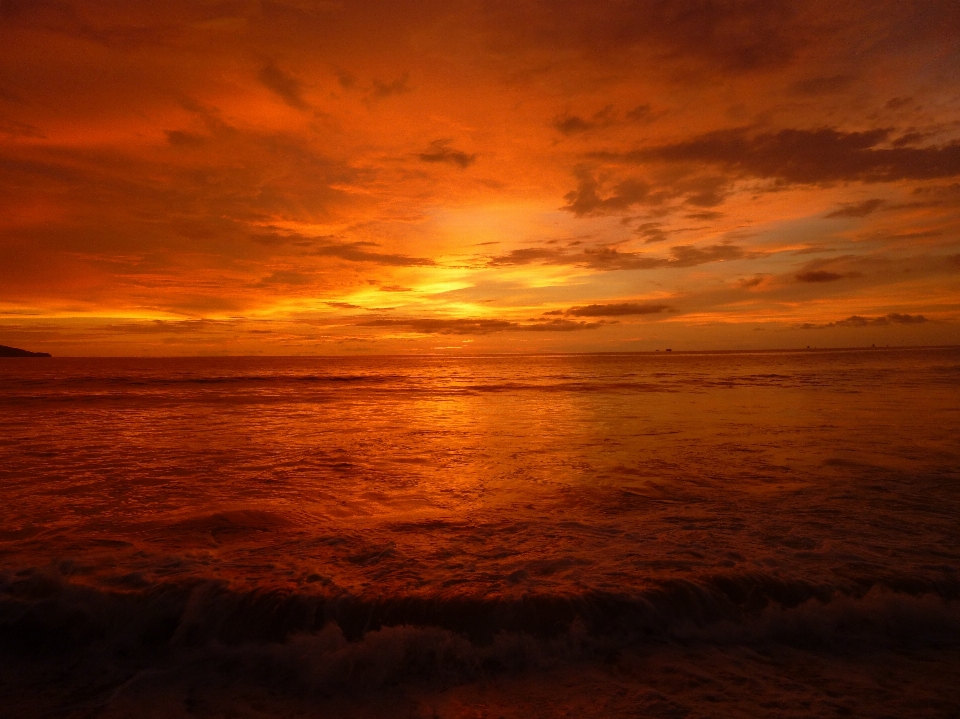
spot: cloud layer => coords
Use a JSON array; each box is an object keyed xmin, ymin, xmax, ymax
[{"xmin": 0, "ymin": 0, "xmax": 958, "ymax": 353}]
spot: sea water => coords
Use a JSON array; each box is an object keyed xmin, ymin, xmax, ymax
[{"xmin": 1, "ymin": 349, "xmax": 959, "ymax": 717}]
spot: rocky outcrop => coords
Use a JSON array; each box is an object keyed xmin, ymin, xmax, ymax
[{"xmin": 0, "ymin": 344, "xmax": 52, "ymax": 357}]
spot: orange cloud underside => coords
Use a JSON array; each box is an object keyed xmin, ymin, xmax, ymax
[{"xmin": 1, "ymin": 0, "xmax": 959, "ymax": 354}]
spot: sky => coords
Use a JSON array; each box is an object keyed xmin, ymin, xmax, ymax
[{"xmin": 1, "ymin": 0, "xmax": 959, "ymax": 355}]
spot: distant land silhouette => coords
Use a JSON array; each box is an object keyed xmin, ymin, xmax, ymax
[{"xmin": 0, "ymin": 344, "xmax": 51, "ymax": 357}]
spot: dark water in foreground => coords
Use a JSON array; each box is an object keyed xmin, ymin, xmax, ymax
[{"xmin": 1, "ymin": 349, "xmax": 959, "ymax": 717}]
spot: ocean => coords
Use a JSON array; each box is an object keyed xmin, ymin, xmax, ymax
[{"xmin": 1, "ymin": 348, "xmax": 959, "ymax": 717}]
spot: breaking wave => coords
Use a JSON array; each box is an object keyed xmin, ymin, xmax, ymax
[{"xmin": 3, "ymin": 570, "xmax": 959, "ymax": 694}]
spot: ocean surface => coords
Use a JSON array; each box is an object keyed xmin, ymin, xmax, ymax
[{"xmin": 1, "ymin": 348, "xmax": 959, "ymax": 717}]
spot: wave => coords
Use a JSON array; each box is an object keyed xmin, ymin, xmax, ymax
[
  {"xmin": 0, "ymin": 372, "xmax": 408, "ymax": 391},
  {"xmin": 1, "ymin": 571, "xmax": 959, "ymax": 719},
  {"xmin": 0, "ymin": 571, "xmax": 960, "ymax": 652},
  {"xmin": 0, "ymin": 377, "xmax": 844, "ymax": 406}
]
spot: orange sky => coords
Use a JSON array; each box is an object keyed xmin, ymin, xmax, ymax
[{"xmin": 1, "ymin": 0, "xmax": 959, "ymax": 354}]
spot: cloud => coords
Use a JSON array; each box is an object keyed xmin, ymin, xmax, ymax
[
  {"xmin": 258, "ymin": 61, "xmax": 309, "ymax": 110},
  {"xmin": 100, "ymin": 319, "xmax": 222, "ymax": 335},
  {"xmin": 257, "ymin": 270, "xmax": 313, "ymax": 286},
  {"xmin": 553, "ymin": 115, "xmax": 593, "ymax": 135},
  {"xmin": 562, "ymin": 167, "xmax": 728, "ymax": 215},
  {"xmin": 489, "ymin": 243, "xmax": 745, "ymax": 271},
  {"xmin": 886, "ymin": 97, "xmax": 913, "ymax": 110},
  {"xmin": 0, "ymin": 117, "xmax": 45, "ymax": 139},
  {"xmin": 520, "ymin": 318, "xmax": 602, "ymax": 331},
  {"xmin": 635, "ymin": 222, "xmax": 669, "ymax": 244},
  {"xmin": 486, "ymin": 0, "xmax": 801, "ymax": 73},
  {"xmin": 4, "ymin": 0, "xmax": 960, "ymax": 351},
  {"xmin": 562, "ymin": 167, "xmax": 651, "ymax": 215},
  {"xmin": 358, "ymin": 318, "xmax": 515, "ymax": 335},
  {"xmin": 366, "ymin": 280, "xmax": 413, "ymax": 292},
  {"xmin": 825, "ymin": 199, "xmax": 886, "ymax": 218},
  {"xmin": 736, "ymin": 275, "xmax": 767, "ymax": 289},
  {"xmin": 0, "ymin": 122, "xmax": 368, "ymax": 309},
  {"xmin": 892, "ymin": 131, "xmax": 932, "ymax": 148},
  {"xmin": 552, "ymin": 106, "xmax": 614, "ymax": 135},
  {"xmin": 799, "ymin": 313, "xmax": 928, "ymax": 329},
  {"xmin": 796, "ymin": 270, "xmax": 849, "ymax": 282},
  {"xmin": 561, "ymin": 303, "xmax": 671, "ymax": 317},
  {"xmin": 487, "ymin": 247, "xmax": 566, "ymax": 266},
  {"xmin": 335, "ymin": 68, "xmax": 358, "ymax": 89},
  {"xmin": 418, "ymin": 140, "xmax": 477, "ymax": 168},
  {"xmin": 625, "ymin": 104, "xmax": 653, "ymax": 122},
  {"xmin": 790, "ymin": 75, "xmax": 854, "ymax": 95},
  {"xmin": 372, "ymin": 73, "xmax": 411, "ymax": 98},
  {"xmin": 164, "ymin": 130, "xmax": 206, "ymax": 147},
  {"xmin": 311, "ymin": 241, "xmax": 435, "ymax": 266},
  {"xmin": 356, "ymin": 317, "xmax": 602, "ymax": 335},
  {"xmin": 670, "ymin": 244, "xmax": 744, "ymax": 266},
  {"xmin": 600, "ymin": 127, "xmax": 960, "ymax": 185}
]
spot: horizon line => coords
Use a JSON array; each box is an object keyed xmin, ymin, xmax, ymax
[{"xmin": 6, "ymin": 344, "xmax": 958, "ymax": 359}]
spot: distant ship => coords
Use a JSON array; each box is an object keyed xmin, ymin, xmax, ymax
[{"xmin": 0, "ymin": 344, "xmax": 51, "ymax": 357}]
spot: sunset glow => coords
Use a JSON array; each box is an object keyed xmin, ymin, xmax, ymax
[
  {"xmin": 2, "ymin": 1, "xmax": 959, "ymax": 354},
  {"xmin": 3, "ymin": 6, "xmax": 960, "ymax": 716}
]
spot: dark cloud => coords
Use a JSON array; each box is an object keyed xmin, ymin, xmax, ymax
[
  {"xmin": 636, "ymin": 222, "xmax": 669, "ymax": 244},
  {"xmin": 366, "ymin": 280, "xmax": 413, "ymax": 292},
  {"xmin": 670, "ymin": 244, "xmax": 745, "ymax": 266},
  {"xmin": 0, "ymin": 0, "xmax": 191, "ymax": 49},
  {"xmin": 892, "ymin": 131, "xmax": 931, "ymax": 148},
  {"xmin": 790, "ymin": 75, "xmax": 854, "ymax": 96},
  {"xmin": 736, "ymin": 275, "xmax": 766, "ymax": 289},
  {"xmin": 679, "ymin": 175, "xmax": 728, "ymax": 207},
  {"xmin": 486, "ymin": 0, "xmax": 800, "ymax": 73},
  {"xmin": 358, "ymin": 318, "xmax": 515, "ymax": 335},
  {"xmin": 258, "ymin": 62, "xmax": 309, "ymax": 110},
  {"xmin": 0, "ymin": 124, "xmax": 362, "ymax": 258},
  {"xmin": 796, "ymin": 270, "xmax": 846, "ymax": 282},
  {"xmin": 164, "ymin": 130, "xmax": 206, "ymax": 147},
  {"xmin": 686, "ymin": 210, "xmax": 723, "ymax": 221},
  {"xmin": 563, "ymin": 167, "xmax": 726, "ymax": 215},
  {"xmin": 625, "ymin": 104, "xmax": 654, "ymax": 122},
  {"xmin": 98, "ymin": 319, "xmax": 222, "ymax": 335},
  {"xmin": 335, "ymin": 69, "xmax": 358, "ymax": 89},
  {"xmin": 356, "ymin": 317, "xmax": 601, "ymax": 335},
  {"xmin": 799, "ymin": 313, "xmax": 928, "ymax": 329},
  {"xmin": 877, "ymin": 313, "xmax": 928, "ymax": 324},
  {"xmin": 885, "ymin": 97, "xmax": 913, "ymax": 110},
  {"xmin": 418, "ymin": 140, "xmax": 477, "ymax": 168},
  {"xmin": 489, "ymin": 243, "xmax": 745, "ymax": 271},
  {"xmin": 825, "ymin": 199, "xmax": 886, "ymax": 218},
  {"xmin": 562, "ymin": 167, "xmax": 651, "ymax": 215},
  {"xmin": 553, "ymin": 115, "xmax": 593, "ymax": 135},
  {"xmin": 311, "ymin": 241, "xmax": 435, "ymax": 267},
  {"xmin": 600, "ymin": 127, "xmax": 960, "ymax": 185},
  {"xmin": 372, "ymin": 73, "xmax": 411, "ymax": 98},
  {"xmin": 520, "ymin": 318, "xmax": 602, "ymax": 331},
  {"xmin": 487, "ymin": 247, "xmax": 564, "ymax": 266},
  {"xmin": 576, "ymin": 246, "xmax": 670, "ymax": 271},
  {"xmin": 562, "ymin": 303, "xmax": 671, "ymax": 317},
  {"xmin": 257, "ymin": 270, "xmax": 313, "ymax": 286},
  {"xmin": 553, "ymin": 106, "xmax": 614, "ymax": 135},
  {"xmin": 0, "ymin": 117, "xmax": 45, "ymax": 139}
]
